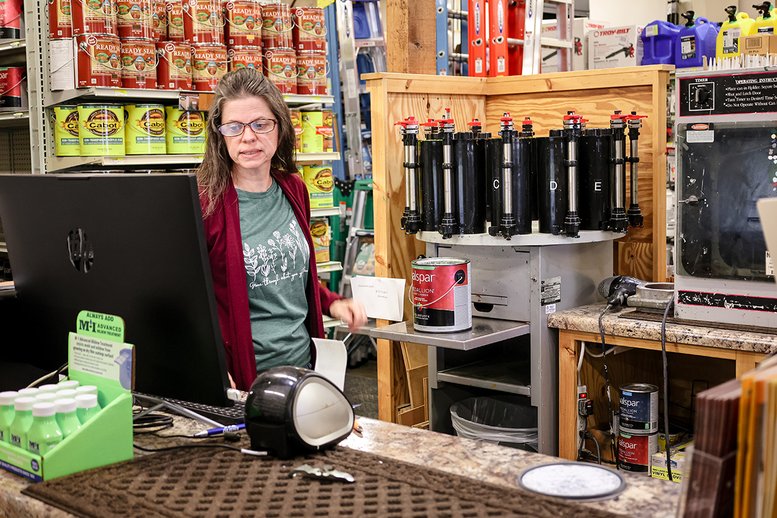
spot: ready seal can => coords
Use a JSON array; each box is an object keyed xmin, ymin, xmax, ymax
[
  {"xmin": 182, "ymin": 0, "xmax": 224, "ymax": 44},
  {"xmin": 227, "ymin": 45, "xmax": 261, "ymax": 71},
  {"xmin": 151, "ymin": 0, "xmax": 166, "ymax": 39},
  {"xmin": 78, "ymin": 104, "xmax": 125, "ymax": 156},
  {"xmin": 302, "ymin": 164, "xmax": 334, "ymax": 209},
  {"xmin": 53, "ymin": 105, "xmax": 81, "ymax": 156},
  {"xmin": 300, "ymin": 109, "xmax": 334, "ymax": 153},
  {"xmin": 49, "ymin": 0, "xmax": 73, "ymax": 38},
  {"xmin": 224, "ymin": 0, "xmax": 261, "ymax": 47},
  {"xmin": 165, "ymin": 0, "xmax": 184, "ymax": 40},
  {"xmin": 617, "ymin": 432, "xmax": 658, "ymax": 473},
  {"xmin": 619, "ymin": 383, "xmax": 659, "ymax": 434},
  {"xmin": 261, "ymin": 2, "xmax": 291, "ymax": 48},
  {"xmin": 0, "ymin": 66, "xmax": 25, "ymax": 108},
  {"xmin": 191, "ymin": 43, "xmax": 226, "ymax": 91},
  {"xmin": 411, "ymin": 258, "xmax": 472, "ymax": 333},
  {"xmin": 165, "ymin": 106, "xmax": 205, "ymax": 154},
  {"xmin": 263, "ymin": 47, "xmax": 296, "ymax": 93},
  {"xmin": 71, "ymin": 0, "xmax": 118, "ymax": 36},
  {"xmin": 156, "ymin": 40, "xmax": 191, "ymax": 89},
  {"xmin": 292, "ymin": 6, "xmax": 325, "ymax": 51},
  {"xmin": 125, "ymin": 104, "xmax": 166, "ymax": 154},
  {"xmin": 121, "ymin": 38, "xmax": 157, "ymax": 88},
  {"xmin": 117, "ymin": 0, "xmax": 153, "ymax": 39},
  {"xmin": 296, "ymin": 50, "xmax": 327, "ymax": 95},
  {"xmin": 76, "ymin": 34, "xmax": 122, "ymax": 88}
]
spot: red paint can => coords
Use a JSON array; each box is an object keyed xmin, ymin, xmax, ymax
[
  {"xmin": 296, "ymin": 50, "xmax": 326, "ymax": 95},
  {"xmin": 411, "ymin": 258, "xmax": 472, "ymax": 333},
  {"xmin": 227, "ymin": 45, "xmax": 261, "ymax": 72},
  {"xmin": 156, "ymin": 40, "xmax": 192, "ymax": 89},
  {"xmin": 71, "ymin": 0, "xmax": 119, "ymax": 36},
  {"xmin": 223, "ymin": 0, "xmax": 261, "ymax": 47},
  {"xmin": 75, "ymin": 34, "xmax": 122, "ymax": 87},
  {"xmin": 0, "ymin": 66, "xmax": 25, "ymax": 107},
  {"xmin": 150, "ymin": 0, "xmax": 166, "ymax": 40},
  {"xmin": 117, "ymin": 0, "xmax": 152, "ymax": 39},
  {"xmin": 48, "ymin": 0, "xmax": 72, "ymax": 38},
  {"xmin": 617, "ymin": 432, "xmax": 658, "ymax": 473},
  {"xmin": 191, "ymin": 43, "xmax": 227, "ymax": 91},
  {"xmin": 263, "ymin": 47, "xmax": 296, "ymax": 94},
  {"xmin": 182, "ymin": 0, "xmax": 224, "ymax": 44},
  {"xmin": 165, "ymin": 0, "xmax": 184, "ymax": 40},
  {"xmin": 292, "ymin": 6, "xmax": 325, "ymax": 52},
  {"xmin": 0, "ymin": 0, "xmax": 22, "ymax": 39},
  {"xmin": 261, "ymin": 2, "xmax": 291, "ymax": 49},
  {"xmin": 121, "ymin": 38, "xmax": 157, "ymax": 88}
]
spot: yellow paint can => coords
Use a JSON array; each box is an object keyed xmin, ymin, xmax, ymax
[
  {"xmin": 300, "ymin": 109, "xmax": 334, "ymax": 154},
  {"xmin": 303, "ymin": 164, "xmax": 334, "ymax": 208},
  {"xmin": 125, "ymin": 104, "xmax": 167, "ymax": 155},
  {"xmin": 165, "ymin": 106, "xmax": 206, "ymax": 155},
  {"xmin": 53, "ymin": 105, "xmax": 81, "ymax": 157},
  {"xmin": 78, "ymin": 104, "xmax": 125, "ymax": 157}
]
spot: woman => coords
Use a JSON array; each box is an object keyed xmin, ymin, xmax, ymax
[{"xmin": 198, "ymin": 68, "xmax": 367, "ymax": 391}]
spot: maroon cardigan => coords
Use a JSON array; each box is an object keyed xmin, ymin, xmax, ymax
[{"xmin": 200, "ymin": 171, "xmax": 341, "ymax": 390}]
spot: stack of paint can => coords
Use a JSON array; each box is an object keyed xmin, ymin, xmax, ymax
[
  {"xmin": 292, "ymin": 6, "xmax": 327, "ymax": 95},
  {"xmin": 225, "ymin": 0, "xmax": 263, "ymax": 72},
  {"xmin": 617, "ymin": 383, "xmax": 660, "ymax": 475},
  {"xmin": 300, "ymin": 109, "xmax": 334, "ymax": 153},
  {"xmin": 70, "ymin": 0, "xmax": 121, "ymax": 89},
  {"xmin": 184, "ymin": 0, "xmax": 227, "ymax": 91},
  {"xmin": 261, "ymin": 2, "xmax": 295, "ymax": 93},
  {"xmin": 117, "ymin": 0, "xmax": 157, "ymax": 90}
]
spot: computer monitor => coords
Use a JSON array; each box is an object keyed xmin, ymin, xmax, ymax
[{"xmin": 0, "ymin": 173, "xmax": 231, "ymax": 406}]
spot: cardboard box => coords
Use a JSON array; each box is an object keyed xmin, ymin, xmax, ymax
[
  {"xmin": 650, "ymin": 441, "xmax": 691, "ymax": 483},
  {"xmin": 588, "ymin": 25, "xmax": 644, "ymax": 69},
  {"xmin": 741, "ymin": 34, "xmax": 777, "ymax": 56},
  {"xmin": 541, "ymin": 18, "xmax": 608, "ymax": 73}
]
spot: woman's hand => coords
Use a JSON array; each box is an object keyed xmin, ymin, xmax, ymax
[{"xmin": 329, "ymin": 298, "xmax": 368, "ymax": 331}]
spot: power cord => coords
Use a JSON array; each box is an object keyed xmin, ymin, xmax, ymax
[
  {"xmin": 133, "ymin": 443, "xmax": 266, "ymax": 456},
  {"xmin": 660, "ymin": 298, "xmax": 675, "ymax": 483},
  {"xmin": 26, "ymin": 363, "xmax": 69, "ymax": 388}
]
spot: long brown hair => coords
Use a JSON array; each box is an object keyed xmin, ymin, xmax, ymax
[{"xmin": 197, "ymin": 68, "xmax": 296, "ymax": 216}]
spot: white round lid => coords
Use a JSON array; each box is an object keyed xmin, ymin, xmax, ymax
[
  {"xmin": 17, "ymin": 387, "xmax": 40, "ymax": 397},
  {"xmin": 75, "ymin": 394, "xmax": 98, "ymax": 409},
  {"xmin": 35, "ymin": 393, "xmax": 58, "ymax": 402},
  {"xmin": 54, "ymin": 398, "xmax": 78, "ymax": 414},
  {"xmin": 57, "ymin": 380, "xmax": 80, "ymax": 390},
  {"xmin": 75, "ymin": 385, "xmax": 98, "ymax": 397},
  {"xmin": 0, "ymin": 391, "xmax": 18, "ymax": 406},
  {"xmin": 56, "ymin": 389, "xmax": 77, "ymax": 398},
  {"xmin": 38, "ymin": 384, "xmax": 61, "ymax": 394},
  {"xmin": 518, "ymin": 462, "xmax": 626, "ymax": 501},
  {"xmin": 14, "ymin": 396, "xmax": 37, "ymax": 411},
  {"xmin": 32, "ymin": 402, "xmax": 57, "ymax": 417}
]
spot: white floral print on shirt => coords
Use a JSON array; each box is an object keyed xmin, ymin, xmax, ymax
[{"xmin": 243, "ymin": 219, "xmax": 309, "ymax": 289}]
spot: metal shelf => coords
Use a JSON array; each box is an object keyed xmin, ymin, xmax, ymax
[
  {"xmin": 322, "ymin": 315, "xmax": 343, "ymax": 329},
  {"xmin": 0, "ymin": 109, "xmax": 29, "ymax": 127},
  {"xmin": 310, "ymin": 206, "xmax": 341, "ymax": 218},
  {"xmin": 296, "ymin": 152, "xmax": 341, "ymax": 163},
  {"xmin": 369, "ymin": 318, "xmax": 531, "ymax": 351},
  {"xmin": 283, "ymin": 94, "xmax": 335, "ymax": 106},
  {"xmin": 48, "ymin": 154, "xmax": 204, "ymax": 173},
  {"xmin": 417, "ymin": 226, "xmax": 623, "ymax": 247},
  {"xmin": 0, "ymin": 39, "xmax": 25, "ymax": 64},
  {"xmin": 0, "ymin": 242, "xmax": 7, "ymax": 254},
  {"xmin": 437, "ymin": 360, "xmax": 532, "ymax": 397},
  {"xmin": 316, "ymin": 261, "xmax": 343, "ymax": 273},
  {"xmin": 355, "ymin": 38, "xmax": 385, "ymax": 49}
]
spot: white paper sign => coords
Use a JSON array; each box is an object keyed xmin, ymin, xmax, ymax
[
  {"xmin": 312, "ymin": 338, "xmax": 347, "ymax": 391},
  {"xmin": 350, "ymin": 276, "xmax": 406, "ymax": 322}
]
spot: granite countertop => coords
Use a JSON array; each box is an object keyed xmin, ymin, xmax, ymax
[
  {"xmin": 548, "ymin": 303, "xmax": 777, "ymax": 355},
  {"xmin": 0, "ymin": 414, "xmax": 678, "ymax": 518}
]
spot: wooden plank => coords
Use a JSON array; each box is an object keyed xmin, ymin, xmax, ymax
[
  {"xmin": 386, "ymin": 1, "xmax": 436, "ymax": 74},
  {"xmin": 366, "ymin": 75, "xmax": 489, "ymax": 96},
  {"xmin": 616, "ymin": 241, "xmax": 655, "ymax": 281},
  {"xmin": 651, "ymin": 72, "xmax": 670, "ymax": 282},
  {"xmin": 558, "ymin": 330, "xmax": 579, "ymax": 460},
  {"xmin": 736, "ymin": 351, "xmax": 765, "ymax": 378},
  {"xmin": 397, "ymin": 405, "xmax": 426, "ymax": 426},
  {"xmin": 565, "ymin": 330, "xmax": 739, "ymax": 360}
]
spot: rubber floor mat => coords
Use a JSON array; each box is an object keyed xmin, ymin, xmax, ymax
[{"xmin": 23, "ymin": 445, "xmax": 620, "ymax": 517}]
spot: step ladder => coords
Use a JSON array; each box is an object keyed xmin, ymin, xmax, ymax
[{"xmin": 339, "ymin": 183, "xmax": 374, "ymax": 298}]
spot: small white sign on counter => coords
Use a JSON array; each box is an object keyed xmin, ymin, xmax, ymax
[{"xmin": 351, "ymin": 276, "xmax": 405, "ymax": 322}]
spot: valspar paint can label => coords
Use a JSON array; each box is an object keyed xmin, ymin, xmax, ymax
[
  {"xmin": 302, "ymin": 165, "xmax": 333, "ymax": 208},
  {"xmin": 165, "ymin": 106, "xmax": 205, "ymax": 154},
  {"xmin": 0, "ymin": 66, "xmax": 25, "ymax": 108},
  {"xmin": 224, "ymin": 0, "xmax": 261, "ymax": 47},
  {"xmin": 78, "ymin": 104, "xmax": 125, "ymax": 156},
  {"xmin": 619, "ymin": 383, "xmax": 659, "ymax": 434},
  {"xmin": 292, "ymin": 6, "xmax": 325, "ymax": 51},
  {"xmin": 71, "ymin": 0, "xmax": 118, "ymax": 36},
  {"xmin": 263, "ymin": 47, "xmax": 296, "ymax": 93},
  {"xmin": 182, "ymin": 0, "xmax": 224, "ymax": 44},
  {"xmin": 412, "ymin": 258, "xmax": 472, "ymax": 333},
  {"xmin": 49, "ymin": 0, "xmax": 73, "ymax": 38},
  {"xmin": 227, "ymin": 45, "xmax": 262, "ymax": 71},
  {"xmin": 76, "ymin": 34, "xmax": 122, "ymax": 87},
  {"xmin": 53, "ymin": 105, "xmax": 81, "ymax": 156},
  {"xmin": 618, "ymin": 432, "xmax": 658, "ymax": 473},
  {"xmin": 125, "ymin": 104, "xmax": 166, "ymax": 154},
  {"xmin": 156, "ymin": 40, "xmax": 191, "ymax": 89},
  {"xmin": 121, "ymin": 38, "xmax": 157, "ymax": 88},
  {"xmin": 191, "ymin": 43, "xmax": 227, "ymax": 91}
]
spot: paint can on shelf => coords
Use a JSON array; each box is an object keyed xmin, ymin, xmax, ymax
[
  {"xmin": 191, "ymin": 42, "xmax": 226, "ymax": 91},
  {"xmin": 182, "ymin": 0, "xmax": 223, "ymax": 44},
  {"xmin": 0, "ymin": 66, "xmax": 26, "ymax": 108},
  {"xmin": 302, "ymin": 164, "xmax": 334, "ymax": 208},
  {"xmin": 75, "ymin": 34, "xmax": 122, "ymax": 88},
  {"xmin": 78, "ymin": 104, "xmax": 125, "ymax": 157},
  {"xmin": 411, "ymin": 257, "xmax": 472, "ymax": 333},
  {"xmin": 125, "ymin": 104, "xmax": 166, "ymax": 154},
  {"xmin": 300, "ymin": 109, "xmax": 333, "ymax": 153},
  {"xmin": 295, "ymin": 49, "xmax": 327, "ymax": 95},
  {"xmin": 223, "ymin": 0, "xmax": 261, "ymax": 47},
  {"xmin": 117, "ymin": 0, "xmax": 153, "ymax": 39},
  {"xmin": 53, "ymin": 105, "xmax": 81, "ymax": 156},
  {"xmin": 619, "ymin": 383, "xmax": 659, "ymax": 434},
  {"xmin": 165, "ymin": 0, "xmax": 183, "ymax": 40},
  {"xmin": 292, "ymin": 6, "xmax": 325, "ymax": 51},
  {"xmin": 261, "ymin": 1, "xmax": 291, "ymax": 48},
  {"xmin": 150, "ymin": 0, "xmax": 166, "ymax": 40},
  {"xmin": 121, "ymin": 38, "xmax": 157, "ymax": 88},
  {"xmin": 156, "ymin": 40, "xmax": 191, "ymax": 89},
  {"xmin": 263, "ymin": 47, "xmax": 296, "ymax": 93},
  {"xmin": 71, "ymin": 0, "xmax": 118, "ymax": 36},
  {"xmin": 617, "ymin": 431, "xmax": 658, "ymax": 473},
  {"xmin": 165, "ymin": 106, "xmax": 205, "ymax": 154},
  {"xmin": 227, "ymin": 45, "xmax": 262, "ymax": 71},
  {"xmin": 49, "ymin": 0, "xmax": 72, "ymax": 38},
  {"xmin": 290, "ymin": 108, "xmax": 302, "ymax": 152},
  {"xmin": 0, "ymin": 0, "xmax": 22, "ymax": 39}
]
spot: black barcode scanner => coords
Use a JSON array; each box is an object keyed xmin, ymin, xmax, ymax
[{"xmin": 597, "ymin": 276, "xmax": 645, "ymax": 307}]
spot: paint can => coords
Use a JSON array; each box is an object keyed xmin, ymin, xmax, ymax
[
  {"xmin": 300, "ymin": 109, "xmax": 333, "ymax": 153},
  {"xmin": 227, "ymin": 45, "xmax": 262, "ymax": 71},
  {"xmin": 619, "ymin": 383, "xmax": 659, "ymax": 434},
  {"xmin": 53, "ymin": 105, "xmax": 81, "ymax": 156},
  {"xmin": 156, "ymin": 40, "xmax": 191, "ymax": 89},
  {"xmin": 150, "ymin": 0, "xmax": 166, "ymax": 40},
  {"xmin": 165, "ymin": 106, "xmax": 205, "ymax": 154},
  {"xmin": 617, "ymin": 431, "xmax": 658, "ymax": 473},
  {"xmin": 302, "ymin": 164, "xmax": 334, "ymax": 208},
  {"xmin": 223, "ymin": 0, "xmax": 261, "ymax": 47},
  {"xmin": 75, "ymin": 34, "xmax": 122, "ymax": 88},
  {"xmin": 49, "ymin": 39, "xmax": 76, "ymax": 90},
  {"xmin": 71, "ymin": 0, "xmax": 118, "ymax": 36},
  {"xmin": 121, "ymin": 38, "xmax": 157, "ymax": 88},
  {"xmin": 48, "ymin": 0, "xmax": 72, "ymax": 38},
  {"xmin": 124, "ymin": 104, "xmax": 166, "ymax": 154},
  {"xmin": 165, "ymin": 0, "xmax": 183, "ymax": 40},
  {"xmin": 261, "ymin": 1, "xmax": 291, "ymax": 48},
  {"xmin": 292, "ymin": 6, "xmax": 325, "ymax": 52},
  {"xmin": 295, "ymin": 49, "xmax": 327, "ymax": 95},
  {"xmin": 191, "ymin": 42, "xmax": 226, "ymax": 91},
  {"xmin": 117, "ymin": 0, "xmax": 153, "ymax": 39},
  {"xmin": 78, "ymin": 104, "xmax": 125, "ymax": 157},
  {"xmin": 263, "ymin": 47, "xmax": 296, "ymax": 93},
  {"xmin": 411, "ymin": 257, "xmax": 472, "ymax": 333},
  {"xmin": 0, "ymin": 0, "xmax": 22, "ymax": 38},
  {"xmin": 182, "ymin": 0, "xmax": 223, "ymax": 44},
  {"xmin": 0, "ymin": 66, "xmax": 25, "ymax": 108},
  {"xmin": 289, "ymin": 108, "xmax": 302, "ymax": 152}
]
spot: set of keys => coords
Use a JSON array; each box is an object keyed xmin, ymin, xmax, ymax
[{"xmin": 289, "ymin": 464, "xmax": 355, "ymax": 484}]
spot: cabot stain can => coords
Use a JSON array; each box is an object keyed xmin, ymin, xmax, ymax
[
  {"xmin": 300, "ymin": 109, "xmax": 333, "ymax": 153},
  {"xmin": 125, "ymin": 104, "xmax": 166, "ymax": 154},
  {"xmin": 290, "ymin": 108, "xmax": 302, "ymax": 152},
  {"xmin": 617, "ymin": 431, "xmax": 658, "ymax": 473},
  {"xmin": 292, "ymin": 6, "xmax": 325, "ymax": 52},
  {"xmin": 117, "ymin": 0, "xmax": 153, "ymax": 39},
  {"xmin": 261, "ymin": 1, "xmax": 291, "ymax": 48},
  {"xmin": 191, "ymin": 42, "xmax": 226, "ymax": 91},
  {"xmin": 156, "ymin": 40, "xmax": 191, "ymax": 89},
  {"xmin": 53, "ymin": 105, "xmax": 81, "ymax": 156},
  {"xmin": 165, "ymin": 0, "xmax": 184, "ymax": 40},
  {"xmin": 71, "ymin": 0, "xmax": 118, "ymax": 36},
  {"xmin": 411, "ymin": 258, "xmax": 472, "ymax": 333},
  {"xmin": 224, "ymin": 0, "xmax": 261, "ymax": 47},
  {"xmin": 182, "ymin": 0, "xmax": 223, "ymax": 44},
  {"xmin": 49, "ymin": 0, "xmax": 73, "ymax": 38},
  {"xmin": 76, "ymin": 34, "xmax": 122, "ymax": 87},
  {"xmin": 165, "ymin": 106, "xmax": 205, "ymax": 154},
  {"xmin": 78, "ymin": 104, "xmax": 125, "ymax": 156},
  {"xmin": 263, "ymin": 47, "xmax": 296, "ymax": 93},
  {"xmin": 302, "ymin": 164, "xmax": 334, "ymax": 209},
  {"xmin": 121, "ymin": 38, "xmax": 157, "ymax": 88},
  {"xmin": 227, "ymin": 45, "xmax": 262, "ymax": 71},
  {"xmin": 150, "ymin": 0, "xmax": 166, "ymax": 39},
  {"xmin": 295, "ymin": 49, "xmax": 326, "ymax": 95},
  {"xmin": 0, "ymin": 66, "xmax": 25, "ymax": 108},
  {"xmin": 619, "ymin": 383, "xmax": 659, "ymax": 435}
]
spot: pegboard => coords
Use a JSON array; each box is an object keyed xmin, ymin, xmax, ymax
[{"xmin": 0, "ymin": 128, "xmax": 32, "ymax": 174}]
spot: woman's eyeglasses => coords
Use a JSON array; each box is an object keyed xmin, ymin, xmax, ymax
[{"xmin": 218, "ymin": 118, "xmax": 277, "ymax": 137}]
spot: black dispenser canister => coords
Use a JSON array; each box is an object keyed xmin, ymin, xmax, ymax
[
  {"xmin": 537, "ymin": 130, "xmax": 568, "ymax": 235},
  {"xmin": 419, "ymin": 120, "xmax": 443, "ymax": 232},
  {"xmin": 520, "ymin": 118, "xmax": 539, "ymax": 222},
  {"xmin": 486, "ymin": 137, "xmax": 502, "ymax": 230},
  {"xmin": 507, "ymin": 135, "xmax": 532, "ymax": 235},
  {"xmin": 454, "ymin": 120, "xmax": 489, "ymax": 234},
  {"xmin": 578, "ymin": 128, "xmax": 612, "ymax": 231}
]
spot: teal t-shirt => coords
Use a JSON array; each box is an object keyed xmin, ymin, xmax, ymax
[{"xmin": 237, "ymin": 181, "xmax": 311, "ymax": 371}]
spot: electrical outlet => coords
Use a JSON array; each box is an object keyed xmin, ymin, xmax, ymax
[{"xmin": 577, "ymin": 385, "xmax": 589, "ymax": 434}]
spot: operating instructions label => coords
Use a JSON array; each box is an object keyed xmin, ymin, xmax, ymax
[
  {"xmin": 680, "ymin": 71, "xmax": 777, "ymax": 116},
  {"xmin": 541, "ymin": 277, "xmax": 562, "ymax": 306}
]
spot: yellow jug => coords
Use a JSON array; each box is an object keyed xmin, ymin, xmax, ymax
[
  {"xmin": 716, "ymin": 6, "xmax": 756, "ymax": 58},
  {"xmin": 753, "ymin": 1, "xmax": 776, "ymax": 33}
]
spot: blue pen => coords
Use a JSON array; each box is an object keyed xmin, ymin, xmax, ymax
[{"xmin": 194, "ymin": 423, "xmax": 245, "ymax": 437}]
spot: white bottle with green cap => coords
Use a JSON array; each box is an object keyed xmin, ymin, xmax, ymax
[
  {"xmin": 54, "ymin": 398, "xmax": 81, "ymax": 439},
  {"xmin": 37, "ymin": 384, "xmax": 60, "ymax": 395},
  {"xmin": 27, "ymin": 403, "xmax": 63, "ymax": 455},
  {"xmin": 0, "ymin": 391, "xmax": 18, "ymax": 443},
  {"xmin": 75, "ymin": 394, "xmax": 100, "ymax": 424},
  {"xmin": 9, "ymin": 396, "xmax": 36, "ymax": 449},
  {"xmin": 57, "ymin": 380, "xmax": 80, "ymax": 391}
]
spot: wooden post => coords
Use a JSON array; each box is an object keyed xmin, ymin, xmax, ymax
[{"xmin": 386, "ymin": 0, "xmax": 437, "ymax": 74}]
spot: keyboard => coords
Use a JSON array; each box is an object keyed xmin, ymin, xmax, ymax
[{"xmin": 134, "ymin": 392, "xmax": 245, "ymax": 425}]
